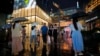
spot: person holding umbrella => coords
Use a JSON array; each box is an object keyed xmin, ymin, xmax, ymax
[
  {"xmin": 69, "ymin": 18, "xmax": 84, "ymax": 56},
  {"xmin": 11, "ymin": 21, "xmax": 23, "ymax": 56}
]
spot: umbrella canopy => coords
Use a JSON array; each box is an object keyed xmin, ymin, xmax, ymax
[
  {"xmin": 12, "ymin": 17, "xmax": 28, "ymax": 22},
  {"xmin": 2, "ymin": 24, "xmax": 12, "ymax": 29},
  {"xmin": 70, "ymin": 11, "xmax": 88, "ymax": 19}
]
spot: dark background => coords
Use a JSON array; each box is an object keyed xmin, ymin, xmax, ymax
[
  {"xmin": 36, "ymin": 0, "xmax": 91, "ymax": 13},
  {"xmin": 0, "ymin": 0, "xmax": 91, "ymax": 14}
]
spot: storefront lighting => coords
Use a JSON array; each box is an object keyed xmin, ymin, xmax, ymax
[
  {"xmin": 42, "ymin": 11, "xmax": 49, "ymax": 19},
  {"xmin": 85, "ymin": 16, "xmax": 98, "ymax": 22}
]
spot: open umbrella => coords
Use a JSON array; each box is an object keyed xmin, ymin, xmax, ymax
[
  {"xmin": 2, "ymin": 24, "xmax": 12, "ymax": 29},
  {"xmin": 12, "ymin": 17, "xmax": 28, "ymax": 22},
  {"xmin": 70, "ymin": 11, "xmax": 88, "ymax": 19}
]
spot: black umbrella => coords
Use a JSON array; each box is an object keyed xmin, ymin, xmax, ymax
[
  {"xmin": 70, "ymin": 11, "xmax": 88, "ymax": 19},
  {"xmin": 12, "ymin": 17, "xmax": 28, "ymax": 22}
]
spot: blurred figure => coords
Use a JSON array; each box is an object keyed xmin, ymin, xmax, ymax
[
  {"xmin": 6, "ymin": 25, "xmax": 12, "ymax": 48},
  {"xmin": 52, "ymin": 24, "xmax": 58, "ymax": 45},
  {"xmin": 52, "ymin": 24, "xmax": 58, "ymax": 56},
  {"xmin": 22, "ymin": 26, "xmax": 26, "ymax": 50},
  {"xmin": 48, "ymin": 24, "xmax": 53, "ymax": 44},
  {"xmin": 63, "ymin": 25, "xmax": 72, "ymax": 50},
  {"xmin": 41, "ymin": 23, "xmax": 48, "ymax": 45},
  {"xmin": 30, "ymin": 25, "xmax": 37, "ymax": 52},
  {"xmin": 45, "ymin": 24, "xmax": 54, "ymax": 55},
  {"xmin": 69, "ymin": 18, "xmax": 84, "ymax": 56},
  {"xmin": 11, "ymin": 21, "xmax": 23, "ymax": 56},
  {"xmin": 41, "ymin": 23, "xmax": 48, "ymax": 56}
]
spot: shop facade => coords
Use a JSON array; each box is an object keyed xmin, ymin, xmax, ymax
[
  {"xmin": 10, "ymin": 5, "xmax": 52, "ymax": 37},
  {"xmin": 85, "ymin": 5, "xmax": 100, "ymax": 31}
]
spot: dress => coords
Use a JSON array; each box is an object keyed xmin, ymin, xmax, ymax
[
  {"xmin": 12, "ymin": 23, "xmax": 23, "ymax": 54},
  {"xmin": 64, "ymin": 26, "xmax": 71, "ymax": 42},
  {"xmin": 64, "ymin": 26, "xmax": 72, "ymax": 49},
  {"xmin": 48, "ymin": 28, "xmax": 53, "ymax": 37},
  {"xmin": 70, "ymin": 22, "xmax": 84, "ymax": 52}
]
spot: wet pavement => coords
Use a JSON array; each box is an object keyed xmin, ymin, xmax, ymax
[
  {"xmin": 16, "ymin": 43, "xmax": 100, "ymax": 56},
  {"xmin": 1, "ymin": 35, "xmax": 100, "ymax": 56},
  {"xmin": 14, "ymin": 36, "xmax": 74, "ymax": 56},
  {"xmin": 17, "ymin": 43, "xmax": 73, "ymax": 56}
]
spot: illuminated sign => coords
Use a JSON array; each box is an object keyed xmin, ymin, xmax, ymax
[{"xmin": 13, "ymin": 0, "xmax": 36, "ymax": 10}]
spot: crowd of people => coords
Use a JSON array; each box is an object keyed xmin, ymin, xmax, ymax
[{"xmin": 4, "ymin": 17, "xmax": 85, "ymax": 56}]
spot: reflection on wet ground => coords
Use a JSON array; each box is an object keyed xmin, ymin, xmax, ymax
[
  {"xmin": 16, "ymin": 36, "xmax": 73, "ymax": 56},
  {"xmin": 14, "ymin": 36, "xmax": 100, "ymax": 56},
  {"xmin": 1, "ymin": 35, "xmax": 100, "ymax": 56},
  {"xmin": 18, "ymin": 44, "xmax": 72, "ymax": 56}
]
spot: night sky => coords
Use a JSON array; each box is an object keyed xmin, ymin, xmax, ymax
[{"xmin": 36, "ymin": 0, "xmax": 90, "ymax": 13}]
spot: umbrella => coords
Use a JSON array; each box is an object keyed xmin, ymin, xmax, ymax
[
  {"xmin": 12, "ymin": 17, "xmax": 28, "ymax": 22},
  {"xmin": 2, "ymin": 24, "xmax": 12, "ymax": 29},
  {"xmin": 70, "ymin": 11, "xmax": 88, "ymax": 19}
]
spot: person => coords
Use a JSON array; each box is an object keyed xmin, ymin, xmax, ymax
[
  {"xmin": 11, "ymin": 21, "xmax": 23, "ymax": 56},
  {"xmin": 30, "ymin": 25, "xmax": 37, "ymax": 52},
  {"xmin": 69, "ymin": 18, "xmax": 84, "ymax": 56},
  {"xmin": 63, "ymin": 25, "xmax": 72, "ymax": 50},
  {"xmin": 48, "ymin": 24, "xmax": 53, "ymax": 44},
  {"xmin": 41, "ymin": 23, "xmax": 48, "ymax": 56},
  {"xmin": 52, "ymin": 24, "xmax": 58, "ymax": 45},
  {"xmin": 41, "ymin": 23, "xmax": 48, "ymax": 45},
  {"xmin": 51, "ymin": 24, "xmax": 58, "ymax": 56},
  {"xmin": 21, "ymin": 26, "xmax": 26, "ymax": 50}
]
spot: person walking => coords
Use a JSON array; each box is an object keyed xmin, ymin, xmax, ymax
[
  {"xmin": 30, "ymin": 25, "xmax": 37, "ymax": 52},
  {"xmin": 48, "ymin": 24, "xmax": 53, "ymax": 44},
  {"xmin": 41, "ymin": 23, "xmax": 48, "ymax": 45},
  {"xmin": 41, "ymin": 23, "xmax": 48, "ymax": 56},
  {"xmin": 63, "ymin": 25, "xmax": 72, "ymax": 50},
  {"xmin": 69, "ymin": 18, "xmax": 84, "ymax": 56},
  {"xmin": 21, "ymin": 26, "xmax": 26, "ymax": 51},
  {"xmin": 52, "ymin": 24, "xmax": 58, "ymax": 45},
  {"xmin": 11, "ymin": 21, "xmax": 23, "ymax": 56}
]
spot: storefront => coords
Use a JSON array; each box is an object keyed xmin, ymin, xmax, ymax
[
  {"xmin": 85, "ymin": 5, "xmax": 100, "ymax": 31},
  {"xmin": 8, "ymin": 5, "xmax": 52, "ymax": 37}
]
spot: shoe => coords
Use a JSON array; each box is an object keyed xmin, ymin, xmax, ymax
[
  {"xmin": 75, "ymin": 52, "xmax": 78, "ymax": 56},
  {"xmin": 78, "ymin": 52, "xmax": 83, "ymax": 55}
]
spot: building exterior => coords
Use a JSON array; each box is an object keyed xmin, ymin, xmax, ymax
[
  {"xmin": 85, "ymin": 0, "xmax": 100, "ymax": 13},
  {"xmin": 85, "ymin": 0, "xmax": 100, "ymax": 30},
  {"xmin": 10, "ymin": 5, "xmax": 52, "ymax": 37}
]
